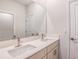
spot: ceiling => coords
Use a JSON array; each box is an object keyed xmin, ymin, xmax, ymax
[
  {"xmin": 15, "ymin": 0, "xmax": 34, "ymax": 6},
  {"xmin": 15, "ymin": 0, "xmax": 46, "ymax": 8}
]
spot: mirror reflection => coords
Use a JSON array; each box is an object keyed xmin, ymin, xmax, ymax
[
  {"xmin": 0, "ymin": 0, "xmax": 47, "ymax": 41},
  {"xmin": 0, "ymin": 12, "xmax": 14, "ymax": 41}
]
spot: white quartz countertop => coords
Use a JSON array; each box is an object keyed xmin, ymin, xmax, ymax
[{"xmin": 0, "ymin": 37, "xmax": 59, "ymax": 59}]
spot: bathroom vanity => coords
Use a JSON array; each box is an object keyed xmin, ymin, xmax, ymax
[
  {"xmin": 27, "ymin": 39, "xmax": 59, "ymax": 59},
  {"xmin": 0, "ymin": 37, "xmax": 59, "ymax": 59}
]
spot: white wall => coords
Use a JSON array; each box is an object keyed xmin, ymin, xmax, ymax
[
  {"xmin": 47, "ymin": 0, "xmax": 70, "ymax": 59},
  {"xmin": 0, "ymin": 0, "xmax": 26, "ymax": 37},
  {"xmin": 47, "ymin": 0, "xmax": 67, "ymax": 34}
]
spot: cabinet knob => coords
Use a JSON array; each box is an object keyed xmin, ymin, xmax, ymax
[{"xmin": 53, "ymin": 49, "xmax": 56, "ymax": 55}]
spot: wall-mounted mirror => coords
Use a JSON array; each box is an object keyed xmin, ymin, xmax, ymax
[
  {"xmin": 25, "ymin": 2, "xmax": 47, "ymax": 37},
  {"xmin": 0, "ymin": 0, "xmax": 47, "ymax": 41}
]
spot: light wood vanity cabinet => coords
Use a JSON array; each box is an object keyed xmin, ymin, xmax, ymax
[
  {"xmin": 27, "ymin": 41, "xmax": 59, "ymax": 59},
  {"xmin": 28, "ymin": 48, "xmax": 46, "ymax": 59},
  {"xmin": 47, "ymin": 47, "xmax": 58, "ymax": 59},
  {"xmin": 42, "ymin": 56, "xmax": 47, "ymax": 59}
]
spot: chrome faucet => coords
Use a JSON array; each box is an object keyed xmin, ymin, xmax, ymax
[
  {"xmin": 16, "ymin": 37, "xmax": 21, "ymax": 47},
  {"xmin": 41, "ymin": 34, "xmax": 45, "ymax": 39},
  {"xmin": 13, "ymin": 35, "xmax": 21, "ymax": 47}
]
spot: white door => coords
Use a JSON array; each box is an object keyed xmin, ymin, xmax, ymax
[{"xmin": 70, "ymin": 1, "xmax": 78, "ymax": 59}]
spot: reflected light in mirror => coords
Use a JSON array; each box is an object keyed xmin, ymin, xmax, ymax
[{"xmin": 0, "ymin": 13, "xmax": 13, "ymax": 18}]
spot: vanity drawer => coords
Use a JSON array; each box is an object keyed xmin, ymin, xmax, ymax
[
  {"xmin": 28, "ymin": 48, "xmax": 46, "ymax": 59},
  {"xmin": 47, "ymin": 41, "xmax": 59, "ymax": 53}
]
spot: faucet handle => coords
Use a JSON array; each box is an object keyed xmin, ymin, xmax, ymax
[
  {"xmin": 17, "ymin": 37, "xmax": 20, "ymax": 40},
  {"xmin": 32, "ymin": 33, "xmax": 39, "ymax": 36},
  {"xmin": 42, "ymin": 33, "xmax": 46, "ymax": 37},
  {"xmin": 16, "ymin": 37, "xmax": 21, "ymax": 47},
  {"xmin": 12, "ymin": 35, "xmax": 17, "ymax": 39},
  {"xmin": 36, "ymin": 33, "xmax": 39, "ymax": 36},
  {"xmin": 32, "ymin": 33, "xmax": 35, "ymax": 36}
]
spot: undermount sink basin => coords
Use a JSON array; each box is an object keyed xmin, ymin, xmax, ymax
[
  {"xmin": 41, "ymin": 39, "xmax": 50, "ymax": 41},
  {"xmin": 8, "ymin": 44, "xmax": 36, "ymax": 57}
]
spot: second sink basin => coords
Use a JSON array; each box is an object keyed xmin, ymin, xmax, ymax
[{"xmin": 8, "ymin": 44, "xmax": 36, "ymax": 57}]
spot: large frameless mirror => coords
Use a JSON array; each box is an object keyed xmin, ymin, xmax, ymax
[{"xmin": 0, "ymin": 0, "xmax": 47, "ymax": 41}]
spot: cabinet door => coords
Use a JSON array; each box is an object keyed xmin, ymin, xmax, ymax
[
  {"xmin": 47, "ymin": 41, "xmax": 58, "ymax": 53},
  {"xmin": 52, "ymin": 47, "xmax": 58, "ymax": 59},
  {"xmin": 42, "ymin": 56, "xmax": 47, "ymax": 59},
  {"xmin": 47, "ymin": 47, "xmax": 58, "ymax": 59},
  {"xmin": 28, "ymin": 48, "xmax": 46, "ymax": 59},
  {"xmin": 47, "ymin": 50, "xmax": 53, "ymax": 59},
  {"xmin": 28, "ymin": 52, "xmax": 43, "ymax": 59}
]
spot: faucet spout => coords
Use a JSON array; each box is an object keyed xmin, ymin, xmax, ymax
[
  {"xmin": 41, "ymin": 33, "xmax": 46, "ymax": 39},
  {"xmin": 16, "ymin": 37, "xmax": 21, "ymax": 47}
]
